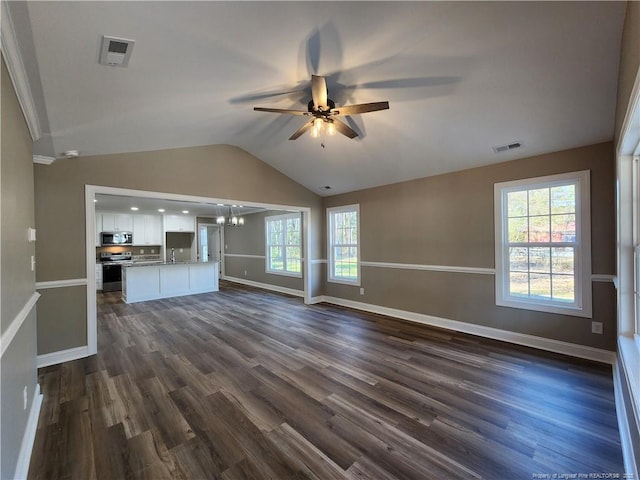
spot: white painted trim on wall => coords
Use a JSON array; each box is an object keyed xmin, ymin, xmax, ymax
[
  {"xmin": 12, "ymin": 384, "xmax": 43, "ymax": 480},
  {"xmin": 32, "ymin": 155, "xmax": 55, "ymax": 165},
  {"xmin": 37, "ymin": 345, "xmax": 90, "ymax": 368},
  {"xmin": 591, "ymin": 274, "xmax": 617, "ymax": 283},
  {"xmin": 0, "ymin": 292, "xmax": 40, "ymax": 358},
  {"xmin": 35, "ymin": 278, "xmax": 87, "ymax": 289},
  {"xmin": 224, "ymin": 253, "xmax": 266, "ymax": 259},
  {"xmin": 361, "ymin": 261, "xmax": 495, "ymax": 275},
  {"xmin": 613, "ymin": 354, "xmax": 639, "ymax": 480},
  {"xmin": 0, "ymin": 1, "xmax": 42, "ymax": 141},
  {"xmin": 223, "ymin": 276, "xmax": 304, "ymax": 298},
  {"xmin": 359, "ymin": 260, "xmax": 616, "ymax": 283},
  {"xmin": 314, "ymin": 295, "xmax": 616, "ymax": 364}
]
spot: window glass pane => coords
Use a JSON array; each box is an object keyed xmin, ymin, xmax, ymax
[
  {"xmin": 509, "ymin": 247, "xmax": 528, "ymax": 272},
  {"xmin": 529, "ymin": 188, "xmax": 550, "ymax": 216},
  {"xmin": 508, "ymin": 191, "xmax": 528, "ymax": 217},
  {"xmin": 529, "ymin": 273, "xmax": 551, "ymax": 299},
  {"xmin": 509, "ymin": 272, "xmax": 529, "ymax": 297},
  {"xmin": 551, "ymin": 214, "xmax": 576, "ymax": 242},
  {"xmin": 508, "ymin": 217, "xmax": 528, "ymax": 243},
  {"xmin": 551, "ymin": 185, "xmax": 575, "ymax": 214},
  {"xmin": 529, "ymin": 247, "xmax": 550, "ymax": 273},
  {"xmin": 552, "ymin": 274, "xmax": 574, "ymax": 302},
  {"xmin": 285, "ymin": 244, "xmax": 301, "ymax": 273},
  {"xmin": 270, "ymin": 246, "xmax": 283, "ymax": 271},
  {"xmin": 529, "ymin": 215, "xmax": 550, "ymax": 242},
  {"xmin": 551, "ymin": 247, "xmax": 574, "ymax": 274}
]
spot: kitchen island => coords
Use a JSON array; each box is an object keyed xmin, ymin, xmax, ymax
[{"xmin": 122, "ymin": 261, "xmax": 219, "ymax": 303}]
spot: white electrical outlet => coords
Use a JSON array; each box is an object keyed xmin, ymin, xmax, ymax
[
  {"xmin": 179, "ymin": 248, "xmax": 183, "ymax": 253},
  {"xmin": 360, "ymin": 287, "xmax": 365, "ymax": 295},
  {"xmin": 140, "ymin": 249, "xmax": 144, "ymax": 254},
  {"xmin": 151, "ymin": 249, "xmax": 155, "ymax": 253},
  {"xmin": 591, "ymin": 321, "xmax": 603, "ymax": 334},
  {"xmin": 30, "ymin": 256, "xmax": 36, "ymax": 271},
  {"xmin": 244, "ymin": 270, "xmax": 247, "ymax": 276},
  {"xmin": 23, "ymin": 386, "xmax": 27, "ymax": 410}
]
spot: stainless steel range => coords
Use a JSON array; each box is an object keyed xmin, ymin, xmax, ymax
[{"xmin": 100, "ymin": 251, "xmax": 132, "ymax": 292}]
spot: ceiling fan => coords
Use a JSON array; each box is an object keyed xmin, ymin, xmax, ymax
[{"xmin": 254, "ymin": 75, "xmax": 389, "ymax": 140}]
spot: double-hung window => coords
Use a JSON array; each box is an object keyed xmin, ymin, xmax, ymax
[
  {"xmin": 327, "ymin": 204, "xmax": 360, "ymax": 285},
  {"xmin": 265, "ymin": 213, "xmax": 302, "ymax": 277},
  {"xmin": 494, "ymin": 171, "xmax": 591, "ymax": 317}
]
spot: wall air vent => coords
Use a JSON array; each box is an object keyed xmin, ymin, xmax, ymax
[
  {"xmin": 493, "ymin": 141, "xmax": 523, "ymax": 154},
  {"xmin": 99, "ymin": 35, "xmax": 135, "ymax": 67}
]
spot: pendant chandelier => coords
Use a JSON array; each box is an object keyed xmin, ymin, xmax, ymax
[{"xmin": 216, "ymin": 205, "xmax": 244, "ymax": 227}]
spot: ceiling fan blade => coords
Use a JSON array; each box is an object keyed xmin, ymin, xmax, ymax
[
  {"xmin": 289, "ymin": 121, "xmax": 315, "ymax": 140},
  {"xmin": 331, "ymin": 101, "xmax": 389, "ymax": 116},
  {"xmin": 311, "ymin": 75, "xmax": 328, "ymax": 110},
  {"xmin": 332, "ymin": 118, "xmax": 358, "ymax": 139},
  {"xmin": 254, "ymin": 107, "xmax": 309, "ymax": 116}
]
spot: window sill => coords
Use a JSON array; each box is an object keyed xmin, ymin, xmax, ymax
[
  {"xmin": 328, "ymin": 278, "xmax": 361, "ymax": 287},
  {"xmin": 496, "ymin": 298, "xmax": 592, "ymax": 318},
  {"xmin": 266, "ymin": 270, "xmax": 302, "ymax": 279}
]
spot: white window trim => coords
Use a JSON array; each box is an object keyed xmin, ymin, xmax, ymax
[
  {"xmin": 265, "ymin": 212, "xmax": 302, "ymax": 278},
  {"xmin": 327, "ymin": 204, "xmax": 361, "ymax": 286},
  {"xmin": 494, "ymin": 170, "xmax": 592, "ymax": 318}
]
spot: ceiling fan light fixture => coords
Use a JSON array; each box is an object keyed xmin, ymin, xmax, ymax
[{"xmin": 326, "ymin": 121, "xmax": 336, "ymax": 136}]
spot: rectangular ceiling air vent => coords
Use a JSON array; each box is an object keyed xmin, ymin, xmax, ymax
[
  {"xmin": 492, "ymin": 141, "xmax": 523, "ymax": 154},
  {"xmin": 99, "ymin": 35, "xmax": 135, "ymax": 67}
]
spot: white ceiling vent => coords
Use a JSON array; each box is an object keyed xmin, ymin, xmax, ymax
[
  {"xmin": 492, "ymin": 141, "xmax": 523, "ymax": 154},
  {"xmin": 99, "ymin": 35, "xmax": 135, "ymax": 67}
]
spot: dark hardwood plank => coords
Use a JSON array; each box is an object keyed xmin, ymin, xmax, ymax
[{"xmin": 29, "ymin": 281, "xmax": 625, "ymax": 479}]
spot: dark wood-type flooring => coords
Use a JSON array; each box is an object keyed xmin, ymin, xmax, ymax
[{"xmin": 29, "ymin": 281, "xmax": 625, "ymax": 479}]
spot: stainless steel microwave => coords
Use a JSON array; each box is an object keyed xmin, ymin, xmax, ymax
[{"xmin": 101, "ymin": 231, "xmax": 133, "ymax": 246}]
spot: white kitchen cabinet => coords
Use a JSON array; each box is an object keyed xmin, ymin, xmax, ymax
[
  {"xmin": 164, "ymin": 214, "xmax": 195, "ymax": 232},
  {"xmin": 95, "ymin": 264, "xmax": 103, "ymax": 291},
  {"xmin": 133, "ymin": 215, "xmax": 163, "ymax": 245},
  {"xmin": 95, "ymin": 213, "xmax": 102, "ymax": 246},
  {"xmin": 101, "ymin": 213, "xmax": 133, "ymax": 232}
]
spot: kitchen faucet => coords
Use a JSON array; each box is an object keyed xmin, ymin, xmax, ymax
[{"xmin": 170, "ymin": 248, "xmax": 176, "ymax": 263}]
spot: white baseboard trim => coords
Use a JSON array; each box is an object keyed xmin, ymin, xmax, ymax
[
  {"xmin": 37, "ymin": 345, "xmax": 90, "ymax": 368},
  {"xmin": 223, "ymin": 276, "xmax": 304, "ymax": 298},
  {"xmin": 13, "ymin": 384, "xmax": 43, "ymax": 480},
  {"xmin": 316, "ymin": 295, "xmax": 616, "ymax": 364},
  {"xmin": 1, "ymin": 292, "xmax": 40, "ymax": 358},
  {"xmin": 613, "ymin": 358, "xmax": 639, "ymax": 480},
  {"xmin": 309, "ymin": 296, "xmax": 325, "ymax": 304}
]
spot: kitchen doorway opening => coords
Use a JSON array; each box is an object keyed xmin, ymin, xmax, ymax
[{"xmin": 86, "ymin": 184, "xmax": 313, "ymax": 357}]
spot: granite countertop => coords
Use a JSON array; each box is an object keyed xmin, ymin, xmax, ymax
[{"xmin": 124, "ymin": 260, "xmax": 217, "ymax": 268}]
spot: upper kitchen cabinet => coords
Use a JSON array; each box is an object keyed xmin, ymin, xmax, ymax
[
  {"xmin": 95, "ymin": 213, "xmax": 102, "ymax": 246},
  {"xmin": 101, "ymin": 213, "xmax": 133, "ymax": 232},
  {"xmin": 133, "ymin": 215, "xmax": 163, "ymax": 245},
  {"xmin": 164, "ymin": 214, "xmax": 195, "ymax": 232}
]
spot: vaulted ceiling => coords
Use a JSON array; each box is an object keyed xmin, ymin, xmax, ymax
[{"xmin": 7, "ymin": 1, "xmax": 627, "ymax": 195}]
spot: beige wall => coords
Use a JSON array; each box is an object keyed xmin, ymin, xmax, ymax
[
  {"xmin": 224, "ymin": 210, "xmax": 304, "ymax": 292},
  {"xmin": 615, "ymin": 0, "xmax": 640, "ymax": 145},
  {"xmin": 34, "ymin": 144, "xmax": 322, "ymax": 354},
  {"xmin": 1, "ymin": 56, "xmax": 39, "ymax": 480},
  {"xmin": 323, "ymin": 142, "xmax": 616, "ymax": 350}
]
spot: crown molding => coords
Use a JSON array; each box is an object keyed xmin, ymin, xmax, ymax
[
  {"xmin": 1, "ymin": 1, "xmax": 42, "ymax": 141},
  {"xmin": 32, "ymin": 155, "xmax": 55, "ymax": 165}
]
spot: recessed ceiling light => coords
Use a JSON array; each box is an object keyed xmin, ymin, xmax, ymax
[
  {"xmin": 231, "ymin": 205, "xmax": 237, "ymax": 207},
  {"xmin": 130, "ymin": 207, "xmax": 139, "ymax": 211},
  {"xmin": 93, "ymin": 199, "xmax": 98, "ymax": 203},
  {"xmin": 182, "ymin": 210, "xmax": 189, "ymax": 214},
  {"xmin": 216, "ymin": 203, "xmax": 224, "ymax": 206},
  {"xmin": 158, "ymin": 208, "xmax": 165, "ymax": 213}
]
